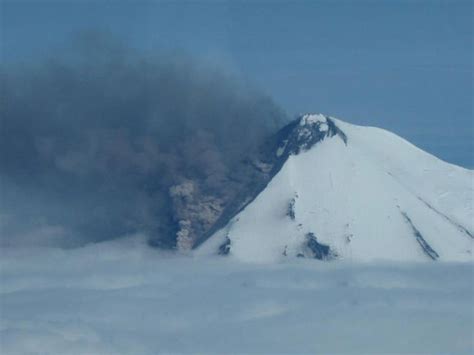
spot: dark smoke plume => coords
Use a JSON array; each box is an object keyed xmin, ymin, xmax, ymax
[{"xmin": 0, "ymin": 32, "xmax": 287, "ymax": 248}]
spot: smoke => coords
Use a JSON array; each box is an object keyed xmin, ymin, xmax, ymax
[{"xmin": 0, "ymin": 32, "xmax": 287, "ymax": 248}]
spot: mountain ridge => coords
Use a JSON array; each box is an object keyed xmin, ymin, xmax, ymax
[{"xmin": 197, "ymin": 114, "xmax": 473, "ymax": 262}]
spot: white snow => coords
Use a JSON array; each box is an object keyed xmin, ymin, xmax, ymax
[
  {"xmin": 1, "ymin": 238, "xmax": 473, "ymax": 354},
  {"xmin": 318, "ymin": 121, "xmax": 328, "ymax": 132},
  {"xmin": 200, "ymin": 115, "xmax": 474, "ymax": 263},
  {"xmin": 299, "ymin": 113, "xmax": 326, "ymax": 125}
]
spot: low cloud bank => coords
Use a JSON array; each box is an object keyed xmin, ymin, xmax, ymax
[{"xmin": 1, "ymin": 240, "xmax": 473, "ymax": 354}]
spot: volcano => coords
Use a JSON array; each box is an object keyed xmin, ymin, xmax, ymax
[{"xmin": 198, "ymin": 114, "xmax": 473, "ymax": 262}]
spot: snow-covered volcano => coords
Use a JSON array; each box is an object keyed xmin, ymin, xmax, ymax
[{"xmin": 198, "ymin": 114, "xmax": 473, "ymax": 262}]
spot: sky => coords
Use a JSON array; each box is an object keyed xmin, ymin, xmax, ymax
[{"xmin": 1, "ymin": 0, "xmax": 473, "ymax": 167}]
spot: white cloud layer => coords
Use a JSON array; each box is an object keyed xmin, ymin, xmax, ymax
[{"xmin": 1, "ymin": 236, "xmax": 473, "ymax": 354}]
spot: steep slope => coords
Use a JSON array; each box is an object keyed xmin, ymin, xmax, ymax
[{"xmin": 198, "ymin": 114, "xmax": 473, "ymax": 262}]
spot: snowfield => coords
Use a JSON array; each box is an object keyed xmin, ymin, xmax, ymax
[
  {"xmin": 200, "ymin": 114, "xmax": 473, "ymax": 263},
  {"xmin": 1, "ymin": 236, "xmax": 473, "ymax": 354}
]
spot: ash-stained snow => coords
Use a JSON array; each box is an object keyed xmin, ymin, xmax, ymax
[
  {"xmin": 199, "ymin": 115, "xmax": 474, "ymax": 263},
  {"xmin": 0, "ymin": 237, "xmax": 473, "ymax": 354},
  {"xmin": 276, "ymin": 140, "xmax": 288, "ymax": 157}
]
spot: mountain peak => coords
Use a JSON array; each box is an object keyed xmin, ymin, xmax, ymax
[
  {"xmin": 299, "ymin": 113, "xmax": 327, "ymax": 126},
  {"xmin": 276, "ymin": 113, "xmax": 347, "ymax": 158}
]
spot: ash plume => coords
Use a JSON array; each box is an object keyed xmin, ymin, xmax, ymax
[{"xmin": 0, "ymin": 32, "xmax": 287, "ymax": 248}]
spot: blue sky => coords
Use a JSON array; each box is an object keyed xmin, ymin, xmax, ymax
[{"xmin": 2, "ymin": 0, "xmax": 472, "ymax": 167}]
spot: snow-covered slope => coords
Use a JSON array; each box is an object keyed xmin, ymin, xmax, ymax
[{"xmin": 198, "ymin": 114, "xmax": 473, "ymax": 262}]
